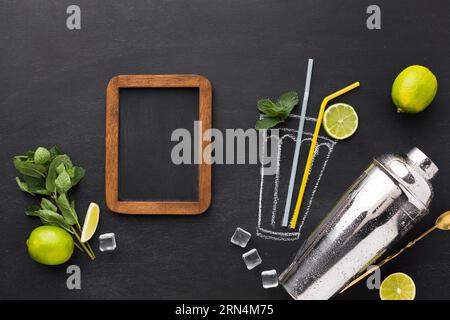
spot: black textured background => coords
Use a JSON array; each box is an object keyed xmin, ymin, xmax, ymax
[{"xmin": 0, "ymin": 0, "xmax": 449, "ymax": 300}]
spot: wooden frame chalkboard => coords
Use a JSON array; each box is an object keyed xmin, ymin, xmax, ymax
[{"xmin": 105, "ymin": 74, "xmax": 212, "ymax": 215}]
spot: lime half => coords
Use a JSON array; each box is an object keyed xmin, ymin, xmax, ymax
[
  {"xmin": 80, "ymin": 202, "xmax": 100, "ymax": 243},
  {"xmin": 380, "ymin": 272, "xmax": 416, "ymax": 300},
  {"xmin": 323, "ymin": 103, "xmax": 358, "ymax": 140}
]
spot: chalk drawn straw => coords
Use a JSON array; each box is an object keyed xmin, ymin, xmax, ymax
[
  {"xmin": 281, "ymin": 59, "xmax": 314, "ymax": 227},
  {"xmin": 290, "ymin": 81, "xmax": 360, "ymax": 230}
]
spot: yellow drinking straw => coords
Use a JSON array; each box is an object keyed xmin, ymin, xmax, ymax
[{"xmin": 290, "ymin": 82, "xmax": 360, "ymax": 230}]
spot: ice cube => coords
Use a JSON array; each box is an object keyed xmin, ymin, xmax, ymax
[
  {"xmin": 261, "ymin": 269, "xmax": 278, "ymax": 289},
  {"xmin": 242, "ymin": 249, "xmax": 262, "ymax": 270},
  {"xmin": 231, "ymin": 227, "xmax": 251, "ymax": 248},
  {"xmin": 99, "ymin": 233, "xmax": 116, "ymax": 252}
]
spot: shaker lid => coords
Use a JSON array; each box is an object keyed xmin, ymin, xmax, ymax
[
  {"xmin": 375, "ymin": 147, "xmax": 437, "ymax": 211},
  {"xmin": 406, "ymin": 147, "xmax": 438, "ymax": 180}
]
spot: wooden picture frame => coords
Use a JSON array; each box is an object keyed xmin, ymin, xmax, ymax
[{"xmin": 105, "ymin": 74, "xmax": 212, "ymax": 215}]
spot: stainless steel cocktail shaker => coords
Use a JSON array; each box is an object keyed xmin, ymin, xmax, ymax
[{"xmin": 279, "ymin": 147, "xmax": 438, "ymax": 300}]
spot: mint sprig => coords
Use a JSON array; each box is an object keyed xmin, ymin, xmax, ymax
[
  {"xmin": 13, "ymin": 146, "xmax": 95, "ymax": 260},
  {"xmin": 255, "ymin": 91, "xmax": 299, "ymax": 130}
]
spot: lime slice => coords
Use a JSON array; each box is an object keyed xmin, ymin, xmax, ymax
[
  {"xmin": 80, "ymin": 202, "xmax": 100, "ymax": 243},
  {"xmin": 379, "ymin": 272, "xmax": 416, "ymax": 300},
  {"xmin": 323, "ymin": 103, "xmax": 358, "ymax": 140}
]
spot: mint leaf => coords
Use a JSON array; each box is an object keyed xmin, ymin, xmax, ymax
[
  {"xmin": 13, "ymin": 157, "xmax": 46, "ymax": 178},
  {"xmin": 56, "ymin": 193, "xmax": 78, "ymax": 226},
  {"xmin": 32, "ymin": 189, "xmax": 52, "ymax": 196},
  {"xmin": 34, "ymin": 147, "xmax": 51, "ymax": 165},
  {"xmin": 15, "ymin": 177, "xmax": 31, "ymax": 194},
  {"xmin": 56, "ymin": 163, "xmax": 66, "ymax": 175},
  {"xmin": 24, "ymin": 176, "xmax": 51, "ymax": 196},
  {"xmin": 277, "ymin": 91, "xmax": 299, "ymax": 119},
  {"xmin": 49, "ymin": 146, "xmax": 63, "ymax": 161},
  {"xmin": 37, "ymin": 209, "xmax": 71, "ymax": 232},
  {"xmin": 278, "ymin": 91, "xmax": 299, "ymax": 109},
  {"xmin": 257, "ymin": 99, "xmax": 285, "ymax": 117},
  {"xmin": 15, "ymin": 177, "xmax": 51, "ymax": 196},
  {"xmin": 46, "ymin": 155, "xmax": 73, "ymax": 193},
  {"xmin": 41, "ymin": 198, "xmax": 57, "ymax": 212},
  {"xmin": 70, "ymin": 167, "xmax": 85, "ymax": 187},
  {"xmin": 28, "ymin": 187, "xmax": 51, "ymax": 196},
  {"xmin": 55, "ymin": 171, "xmax": 72, "ymax": 194},
  {"xmin": 23, "ymin": 175, "xmax": 42, "ymax": 186},
  {"xmin": 255, "ymin": 117, "xmax": 284, "ymax": 130},
  {"xmin": 25, "ymin": 205, "xmax": 41, "ymax": 217}
]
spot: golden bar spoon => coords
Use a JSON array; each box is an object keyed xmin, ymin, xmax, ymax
[{"xmin": 341, "ymin": 211, "xmax": 450, "ymax": 294}]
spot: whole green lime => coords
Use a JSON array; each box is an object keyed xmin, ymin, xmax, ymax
[
  {"xmin": 391, "ymin": 65, "xmax": 437, "ymax": 113},
  {"xmin": 26, "ymin": 226, "xmax": 74, "ymax": 265}
]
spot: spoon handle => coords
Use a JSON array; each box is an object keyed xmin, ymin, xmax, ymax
[{"xmin": 341, "ymin": 225, "xmax": 438, "ymax": 293}]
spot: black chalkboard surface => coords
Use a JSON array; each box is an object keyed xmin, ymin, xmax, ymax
[
  {"xmin": 118, "ymin": 88, "xmax": 199, "ymax": 202},
  {"xmin": 0, "ymin": 0, "xmax": 449, "ymax": 300}
]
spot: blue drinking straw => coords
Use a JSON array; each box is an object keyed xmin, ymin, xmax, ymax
[{"xmin": 281, "ymin": 59, "xmax": 314, "ymax": 227}]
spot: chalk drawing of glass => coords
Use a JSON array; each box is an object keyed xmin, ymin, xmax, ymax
[{"xmin": 257, "ymin": 114, "xmax": 337, "ymax": 241}]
